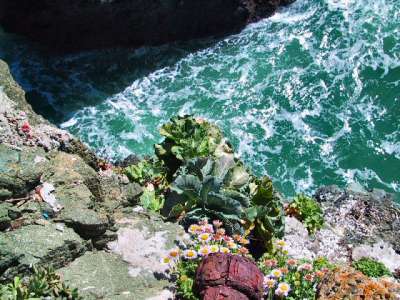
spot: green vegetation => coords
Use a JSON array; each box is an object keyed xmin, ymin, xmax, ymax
[
  {"xmin": 0, "ymin": 267, "xmax": 80, "ymax": 300},
  {"xmin": 352, "ymin": 257, "xmax": 391, "ymax": 278},
  {"xmin": 124, "ymin": 115, "xmax": 285, "ymax": 251},
  {"xmin": 244, "ymin": 177, "xmax": 285, "ymax": 251},
  {"xmin": 258, "ymin": 240, "xmax": 330, "ymax": 300},
  {"xmin": 166, "ymin": 156, "xmax": 251, "ymax": 233},
  {"xmin": 154, "ymin": 115, "xmax": 228, "ymax": 176},
  {"xmin": 175, "ymin": 260, "xmax": 199, "ymax": 300},
  {"xmin": 286, "ymin": 194, "xmax": 324, "ymax": 234},
  {"xmin": 139, "ymin": 184, "xmax": 165, "ymax": 212},
  {"xmin": 312, "ymin": 256, "xmax": 336, "ymax": 271},
  {"xmin": 125, "ymin": 159, "xmax": 167, "ymax": 188},
  {"xmin": 125, "ymin": 158, "xmax": 168, "ymax": 212}
]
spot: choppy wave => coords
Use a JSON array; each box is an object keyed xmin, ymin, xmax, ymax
[{"xmin": 1, "ymin": 0, "xmax": 399, "ymax": 199}]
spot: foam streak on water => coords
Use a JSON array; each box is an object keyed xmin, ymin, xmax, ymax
[{"xmin": 0, "ymin": 0, "xmax": 399, "ymax": 199}]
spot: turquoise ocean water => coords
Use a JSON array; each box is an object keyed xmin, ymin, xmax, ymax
[{"xmin": 1, "ymin": 0, "xmax": 399, "ymax": 200}]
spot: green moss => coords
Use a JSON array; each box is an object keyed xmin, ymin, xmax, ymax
[{"xmin": 352, "ymin": 257, "xmax": 391, "ymax": 278}]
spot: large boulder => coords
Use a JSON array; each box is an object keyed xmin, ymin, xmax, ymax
[
  {"xmin": 284, "ymin": 186, "xmax": 400, "ymax": 275},
  {"xmin": 0, "ymin": 0, "xmax": 294, "ymax": 52},
  {"xmin": 0, "ymin": 223, "xmax": 86, "ymax": 282},
  {"xmin": 0, "ymin": 144, "xmax": 47, "ymax": 200},
  {"xmin": 58, "ymin": 210, "xmax": 187, "ymax": 300},
  {"xmin": 195, "ymin": 253, "xmax": 264, "ymax": 300},
  {"xmin": 202, "ymin": 286, "xmax": 249, "ymax": 299},
  {"xmin": 314, "ymin": 185, "xmax": 400, "ymax": 253},
  {"xmin": 41, "ymin": 152, "xmax": 110, "ymax": 238},
  {"xmin": 59, "ymin": 251, "xmax": 172, "ymax": 300}
]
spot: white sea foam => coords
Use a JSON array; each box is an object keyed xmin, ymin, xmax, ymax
[
  {"xmin": 1, "ymin": 0, "xmax": 399, "ymax": 199},
  {"xmin": 60, "ymin": 118, "xmax": 77, "ymax": 128}
]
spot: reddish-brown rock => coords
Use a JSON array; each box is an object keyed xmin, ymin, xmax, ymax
[
  {"xmin": 195, "ymin": 253, "xmax": 264, "ymax": 300},
  {"xmin": 203, "ymin": 286, "xmax": 249, "ymax": 300}
]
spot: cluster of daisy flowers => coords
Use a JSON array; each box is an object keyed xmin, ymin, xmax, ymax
[
  {"xmin": 260, "ymin": 240, "xmax": 330, "ymax": 298},
  {"xmin": 161, "ymin": 219, "xmax": 251, "ymax": 266}
]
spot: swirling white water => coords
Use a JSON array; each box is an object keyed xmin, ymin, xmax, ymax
[{"xmin": 1, "ymin": 0, "xmax": 399, "ymax": 199}]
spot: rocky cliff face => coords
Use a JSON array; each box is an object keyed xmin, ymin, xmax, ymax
[
  {"xmin": 1, "ymin": 57, "xmax": 400, "ymax": 298},
  {"xmin": 0, "ymin": 0, "xmax": 294, "ymax": 52},
  {"xmin": 0, "ymin": 59, "xmax": 187, "ymax": 299}
]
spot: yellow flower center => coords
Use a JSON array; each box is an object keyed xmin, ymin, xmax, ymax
[
  {"xmin": 210, "ymin": 246, "xmax": 219, "ymax": 252},
  {"xmin": 189, "ymin": 225, "xmax": 199, "ymax": 232},
  {"xmin": 272, "ymin": 270, "xmax": 282, "ymax": 277},
  {"xmin": 199, "ymin": 234, "xmax": 209, "ymax": 240},
  {"xmin": 280, "ymin": 285, "xmax": 289, "ymax": 292},
  {"xmin": 162, "ymin": 257, "xmax": 171, "ymax": 264}
]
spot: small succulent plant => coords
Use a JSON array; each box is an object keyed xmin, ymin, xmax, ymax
[{"xmin": 0, "ymin": 267, "xmax": 81, "ymax": 299}]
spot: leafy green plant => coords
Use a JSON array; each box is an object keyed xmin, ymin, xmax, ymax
[
  {"xmin": 125, "ymin": 159, "xmax": 167, "ymax": 188},
  {"xmin": 154, "ymin": 116, "xmax": 285, "ymax": 252},
  {"xmin": 244, "ymin": 177, "xmax": 285, "ymax": 252},
  {"xmin": 0, "ymin": 267, "xmax": 81, "ymax": 299},
  {"xmin": 164, "ymin": 155, "xmax": 251, "ymax": 233},
  {"xmin": 125, "ymin": 158, "xmax": 168, "ymax": 212},
  {"xmin": 352, "ymin": 257, "xmax": 391, "ymax": 278},
  {"xmin": 0, "ymin": 277, "xmax": 27, "ymax": 300},
  {"xmin": 139, "ymin": 184, "xmax": 165, "ymax": 212},
  {"xmin": 165, "ymin": 155, "xmax": 285, "ymax": 252},
  {"xmin": 286, "ymin": 194, "xmax": 324, "ymax": 234},
  {"xmin": 175, "ymin": 261, "xmax": 199, "ymax": 300},
  {"xmin": 154, "ymin": 115, "xmax": 230, "ymax": 176}
]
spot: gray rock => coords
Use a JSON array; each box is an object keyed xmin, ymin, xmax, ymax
[
  {"xmin": 0, "ymin": 60, "xmax": 42, "ymax": 124},
  {"xmin": 108, "ymin": 210, "xmax": 186, "ymax": 276},
  {"xmin": 42, "ymin": 152, "xmax": 109, "ymax": 238},
  {"xmin": 284, "ymin": 216, "xmax": 349, "ymax": 263},
  {"xmin": 58, "ymin": 211, "xmax": 185, "ymax": 300},
  {"xmin": 0, "ymin": 223, "xmax": 86, "ymax": 282},
  {"xmin": 59, "ymin": 251, "xmax": 173, "ymax": 300},
  {"xmin": 97, "ymin": 169, "xmax": 142, "ymax": 211},
  {"xmin": 0, "ymin": 144, "xmax": 47, "ymax": 199},
  {"xmin": 92, "ymin": 230, "xmax": 118, "ymax": 250},
  {"xmin": 0, "ymin": 202, "xmax": 12, "ymax": 230},
  {"xmin": 315, "ymin": 185, "xmax": 400, "ymax": 254},
  {"xmin": 285, "ymin": 186, "xmax": 400, "ymax": 267}
]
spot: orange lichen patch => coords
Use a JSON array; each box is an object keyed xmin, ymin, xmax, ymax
[{"xmin": 317, "ymin": 266, "xmax": 400, "ymax": 300}]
